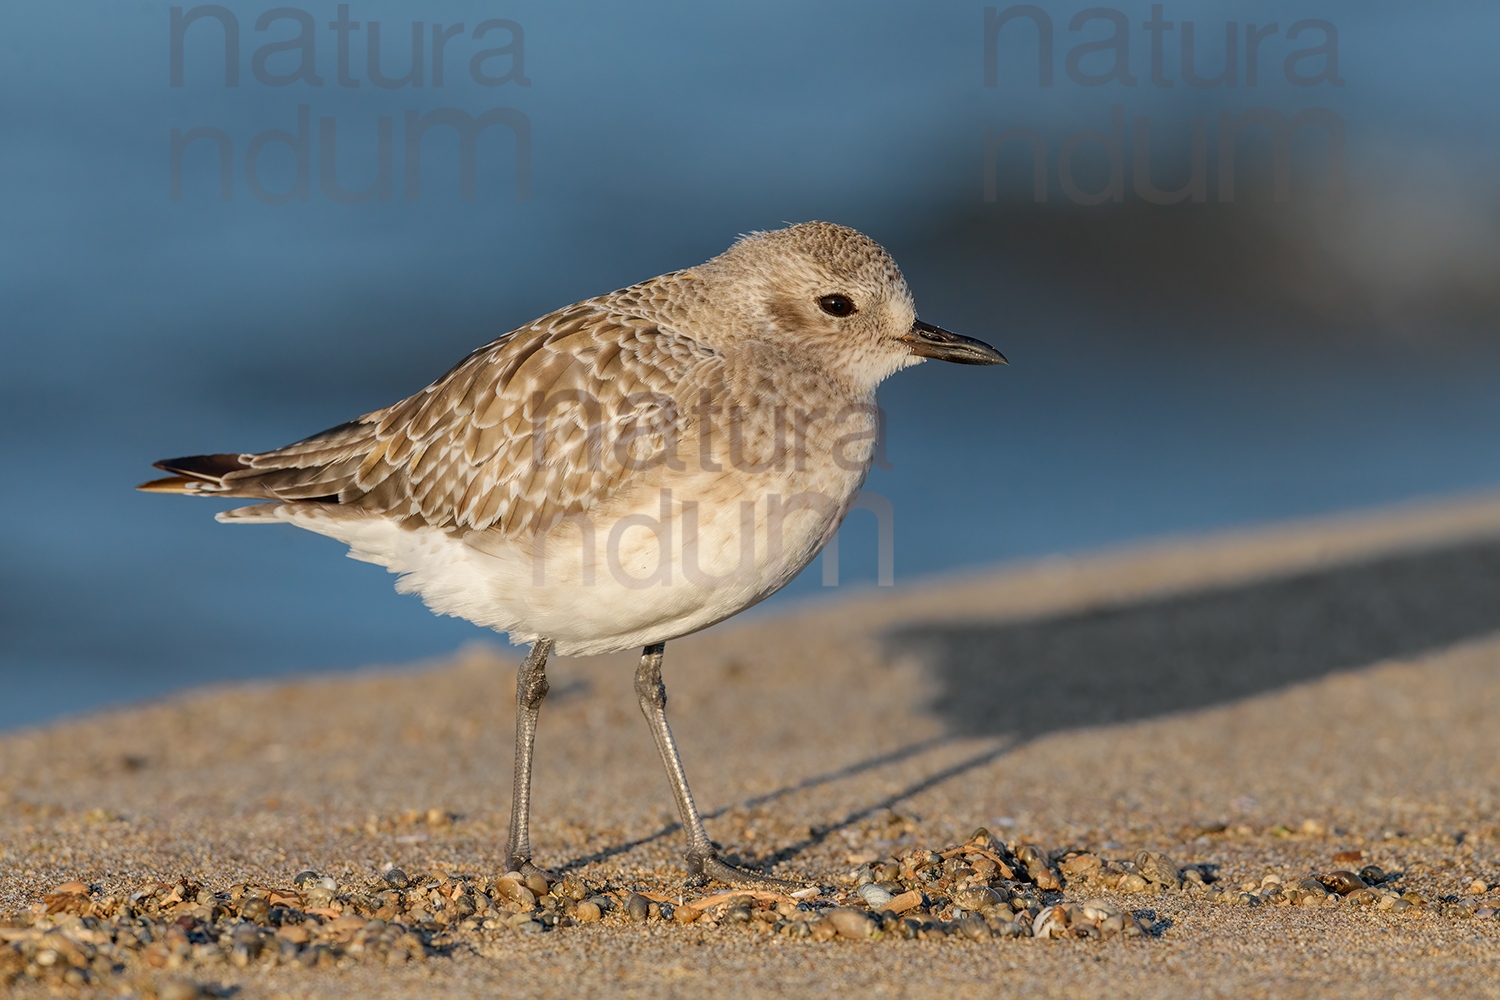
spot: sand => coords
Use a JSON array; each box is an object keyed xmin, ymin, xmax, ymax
[{"xmin": 3, "ymin": 493, "xmax": 1500, "ymax": 998}]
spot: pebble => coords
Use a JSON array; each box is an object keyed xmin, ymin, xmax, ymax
[
  {"xmin": 825, "ymin": 908, "xmax": 877, "ymax": 940},
  {"xmin": 10, "ymin": 827, "xmax": 1476, "ymax": 991},
  {"xmin": 276, "ymin": 924, "xmax": 311, "ymax": 945},
  {"xmin": 955, "ymin": 915, "xmax": 991, "ymax": 941},
  {"xmin": 1032, "ymin": 905, "xmax": 1069, "ymax": 939},
  {"xmin": 1135, "ymin": 851, "xmax": 1182, "ymax": 890},
  {"xmin": 1319, "ymin": 871, "xmax": 1369, "ymax": 896},
  {"xmin": 1059, "ymin": 853, "xmax": 1102, "ymax": 882},
  {"xmin": 158, "ymin": 979, "xmax": 206, "ymax": 1000},
  {"xmin": 952, "ymin": 886, "xmax": 1005, "ymax": 911},
  {"xmin": 493, "ymin": 877, "xmax": 536, "ymax": 908},
  {"xmin": 883, "ymin": 889, "xmax": 923, "ymax": 914},
  {"xmin": 623, "ymin": 892, "xmax": 650, "ymax": 923},
  {"xmin": 1016, "ymin": 845, "xmax": 1061, "ymax": 891}
]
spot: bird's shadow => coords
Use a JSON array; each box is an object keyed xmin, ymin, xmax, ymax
[
  {"xmin": 559, "ymin": 537, "xmax": 1500, "ymax": 874},
  {"xmin": 554, "ymin": 734, "xmax": 1003, "ymax": 874},
  {"xmin": 890, "ymin": 537, "xmax": 1500, "ymax": 738}
]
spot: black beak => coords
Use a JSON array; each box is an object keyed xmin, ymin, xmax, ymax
[{"xmin": 901, "ymin": 320, "xmax": 1008, "ymax": 366}]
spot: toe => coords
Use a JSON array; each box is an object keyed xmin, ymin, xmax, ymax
[{"xmin": 697, "ymin": 855, "xmax": 805, "ymax": 889}]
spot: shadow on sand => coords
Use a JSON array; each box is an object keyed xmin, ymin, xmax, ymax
[
  {"xmin": 561, "ymin": 538, "xmax": 1500, "ymax": 874},
  {"xmin": 888, "ymin": 538, "xmax": 1500, "ymax": 738}
]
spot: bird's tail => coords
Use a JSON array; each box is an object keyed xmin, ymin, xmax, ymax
[
  {"xmin": 136, "ymin": 453, "xmax": 254, "ymax": 495},
  {"xmin": 140, "ymin": 417, "xmax": 379, "ymax": 506}
]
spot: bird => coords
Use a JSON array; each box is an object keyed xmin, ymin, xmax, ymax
[{"xmin": 139, "ymin": 221, "xmax": 1006, "ymax": 886}]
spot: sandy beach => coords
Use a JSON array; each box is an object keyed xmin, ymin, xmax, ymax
[{"xmin": 3, "ymin": 494, "xmax": 1499, "ymax": 998}]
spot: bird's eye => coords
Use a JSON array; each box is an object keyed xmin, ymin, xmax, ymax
[{"xmin": 818, "ymin": 294, "xmax": 856, "ymax": 317}]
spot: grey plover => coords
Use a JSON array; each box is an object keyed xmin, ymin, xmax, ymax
[{"xmin": 141, "ymin": 222, "xmax": 1006, "ymax": 885}]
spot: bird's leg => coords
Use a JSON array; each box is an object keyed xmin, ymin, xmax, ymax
[
  {"xmin": 503, "ymin": 638, "xmax": 554, "ymax": 877},
  {"xmin": 634, "ymin": 642, "xmax": 798, "ymax": 887}
]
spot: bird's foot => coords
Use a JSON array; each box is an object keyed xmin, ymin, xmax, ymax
[
  {"xmin": 687, "ymin": 851, "xmax": 805, "ymax": 890},
  {"xmin": 501, "ymin": 855, "xmax": 555, "ymax": 885}
]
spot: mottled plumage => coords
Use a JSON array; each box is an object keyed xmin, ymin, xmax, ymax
[
  {"xmin": 143, "ymin": 221, "xmax": 1005, "ymax": 884},
  {"xmin": 163, "ymin": 303, "xmax": 722, "ymax": 536}
]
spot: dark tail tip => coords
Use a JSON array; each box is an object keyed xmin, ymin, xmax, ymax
[{"xmin": 152, "ymin": 453, "xmax": 247, "ymax": 482}]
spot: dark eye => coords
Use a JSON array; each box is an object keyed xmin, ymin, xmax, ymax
[{"xmin": 818, "ymin": 294, "xmax": 856, "ymax": 317}]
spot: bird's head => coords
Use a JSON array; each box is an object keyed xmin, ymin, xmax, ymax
[{"xmin": 694, "ymin": 221, "xmax": 1006, "ymax": 392}]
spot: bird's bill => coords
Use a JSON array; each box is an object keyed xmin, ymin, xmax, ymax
[{"xmin": 901, "ymin": 320, "xmax": 1008, "ymax": 366}]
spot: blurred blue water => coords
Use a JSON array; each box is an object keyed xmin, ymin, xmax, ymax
[{"xmin": 2, "ymin": 1, "xmax": 1497, "ymax": 729}]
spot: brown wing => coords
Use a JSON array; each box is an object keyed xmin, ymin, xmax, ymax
[{"xmin": 157, "ymin": 300, "xmax": 722, "ymax": 536}]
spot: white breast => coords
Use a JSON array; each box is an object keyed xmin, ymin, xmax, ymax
[{"xmin": 265, "ymin": 451, "xmax": 870, "ymax": 656}]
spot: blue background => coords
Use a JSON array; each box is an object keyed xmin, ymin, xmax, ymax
[{"xmin": 2, "ymin": 1, "xmax": 1497, "ymax": 727}]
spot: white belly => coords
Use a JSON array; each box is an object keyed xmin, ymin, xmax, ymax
[{"xmin": 258, "ymin": 462, "xmax": 868, "ymax": 655}]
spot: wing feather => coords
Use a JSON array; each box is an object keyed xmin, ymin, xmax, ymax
[{"xmin": 208, "ymin": 298, "xmax": 721, "ymax": 536}]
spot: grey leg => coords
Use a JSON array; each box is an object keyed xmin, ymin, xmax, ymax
[
  {"xmin": 634, "ymin": 642, "xmax": 796, "ymax": 886},
  {"xmin": 504, "ymin": 638, "xmax": 554, "ymax": 874}
]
